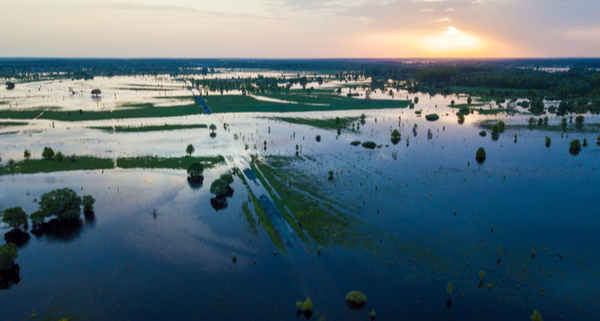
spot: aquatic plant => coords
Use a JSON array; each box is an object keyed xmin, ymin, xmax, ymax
[
  {"xmin": 414, "ymin": 97, "xmax": 419, "ymax": 104},
  {"xmin": 186, "ymin": 144, "xmax": 195, "ymax": 156},
  {"xmin": 583, "ymin": 138, "xmax": 588, "ymax": 147},
  {"xmin": 497, "ymin": 246, "xmax": 502, "ymax": 256},
  {"xmin": 351, "ymin": 141, "xmax": 361, "ymax": 146},
  {"xmin": 328, "ymin": 170, "xmax": 334, "ymax": 180},
  {"xmin": 362, "ymin": 141, "xmax": 377, "ymax": 149},
  {"xmin": 232, "ymin": 255, "xmax": 237, "ymax": 262},
  {"xmin": 0, "ymin": 243, "xmax": 18, "ymax": 269},
  {"xmin": 23, "ymin": 149, "xmax": 31, "ymax": 160},
  {"xmin": 457, "ymin": 113, "xmax": 465, "ymax": 125},
  {"xmin": 296, "ymin": 297, "xmax": 313, "ymax": 311},
  {"xmin": 446, "ymin": 282, "xmax": 454, "ymax": 295},
  {"xmin": 42, "ymin": 147, "xmax": 55, "ymax": 160},
  {"xmin": 425, "ymin": 114, "xmax": 439, "ymax": 121},
  {"xmin": 82, "ymin": 195, "xmax": 96, "ymax": 213},
  {"xmin": 479, "ymin": 270, "xmax": 485, "ymax": 279},
  {"xmin": 531, "ymin": 310, "xmax": 543, "ymax": 321},
  {"xmin": 476, "ymin": 148, "xmax": 486, "ymax": 163},
  {"xmin": 569, "ymin": 139, "xmax": 582, "ymax": 155},
  {"xmin": 468, "ymin": 96, "xmax": 472, "ymax": 105},
  {"xmin": 545, "ymin": 136, "xmax": 551, "ymax": 148},
  {"xmin": 479, "ymin": 131, "xmax": 487, "ymax": 137},
  {"xmin": 316, "ymin": 135, "xmax": 321, "ymax": 142},
  {"xmin": 346, "ymin": 291, "xmax": 367, "ymax": 309},
  {"xmin": 1, "ymin": 207, "xmax": 28, "ymax": 230}
]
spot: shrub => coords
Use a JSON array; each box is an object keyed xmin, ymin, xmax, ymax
[
  {"xmin": 56, "ymin": 151, "xmax": 65, "ymax": 162},
  {"xmin": 346, "ymin": 291, "xmax": 367, "ymax": 309},
  {"xmin": 457, "ymin": 114, "xmax": 465, "ymax": 124},
  {"xmin": 82, "ymin": 195, "xmax": 96, "ymax": 212},
  {"xmin": 186, "ymin": 144, "xmax": 195, "ymax": 156},
  {"xmin": 575, "ymin": 115, "xmax": 584, "ymax": 125},
  {"xmin": 187, "ymin": 162, "xmax": 204, "ymax": 178},
  {"xmin": 38, "ymin": 188, "xmax": 82, "ymax": 221},
  {"xmin": 545, "ymin": 136, "xmax": 551, "ymax": 148},
  {"xmin": 0, "ymin": 243, "xmax": 18, "ymax": 269},
  {"xmin": 447, "ymin": 283, "xmax": 454, "ymax": 295},
  {"xmin": 296, "ymin": 297, "xmax": 313, "ymax": 311},
  {"xmin": 569, "ymin": 139, "xmax": 582, "ymax": 155},
  {"xmin": 42, "ymin": 147, "xmax": 55, "ymax": 160},
  {"xmin": 531, "ymin": 310, "xmax": 543, "ymax": 321},
  {"xmin": 91, "ymin": 89, "xmax": 101, "ymax": 97},
  {"xmin": 23, "ymin": 149, "xmax": 31, "ymax": 160},
  {"xmin": 425, "ymin": 114, "xmax": 439, "ymax": 121},
  {"xmin": 362, "ymin": 141, "xmax": 377, "ymax": 149},
  {"xmin": 350, "ymin": 141, "xmax": 361, "ymax": 146},
  {"xmin": 479, "ymin": 131, "xmax": 487, "ymax": 137},
  {"xmin": 2, "ymin": 207, "xmax": 28, "ymax": 229},
  {"xmin": 328, "ymin": 170, "xmax": 334, "ymax": 180},
  {"xmin": 476, "ymin": 147, "xmax": 486, "ymax": 162},
  {"xmin": 459, "ymin": 106, "xmax": 469, "ymax": 115},
  {"xmin": 316, "ymin": 135, "xmax": 321, "ymax": 142},
  {"xmin": 528, "ymin": 117, "xmax": 536, "ymax": 126},
  {"xmin": 210, "ymin": 174, "xmax": 234, "ymax": 197}
]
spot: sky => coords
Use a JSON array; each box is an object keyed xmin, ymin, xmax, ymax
[{"xmin": 1, "ymin": 0, "xmax": 599, "ymax": 58}]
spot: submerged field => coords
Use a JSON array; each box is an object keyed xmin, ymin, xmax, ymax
[{"xmin": 1, "ymin": 72, "xmax": 600, "ymax": 321}]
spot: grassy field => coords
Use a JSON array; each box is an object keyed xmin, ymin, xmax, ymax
[
  {"xmin": 90, "ymin": 124, "xmax": 207, "ymax": 133},
  {"xmin": 116, "ymin": 155, "xmax": 225, "ymax": 170},
  {"xmin": 480, "ymin": 121, "xmax": 600, "ymax": 133},
  {"xmin": 270, "ymin": 116, "xmax": 360, "ymax": 131},
  {"xmin": 0, "ymin": 104, "xmax": 203, "ymax": 121},
  {"xmin": 205, "ymin": 91, "xmax": 410, "ymax": 113},
  {"xmin": 0, "ymin": 121, "xmax": 28, "ymax": 128},
  {"xmin": 477, "ymin": 108, "xmax": 521, "ymax": 115},
  {"xmin": 0, "ymin": 157, "xmax": 114, "ymax": 176}
]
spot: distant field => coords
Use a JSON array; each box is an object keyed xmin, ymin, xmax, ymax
[
  {"xmin": 0, "ymin": 104, "xmax": 204, "ymax": 121},
  {"xmin": 205, "ymin": 91, "xmax": 410, "ymax": 113},
  {"xmin": 90, "ymin": 124, "xmax": 207, "ymax": 133},
  {"xmin": 116, "ymin": 155, "xmax": 225, "ymax": 170}
]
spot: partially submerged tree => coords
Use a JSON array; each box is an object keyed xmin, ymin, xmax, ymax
[
  {"xmin": 5, "ymin": 82, "xmax": 15, "ymax": 90},
  {"xmin": 531, "ymin": 310, "xmax": 543, "ymax": 321},
  {"xmin": 1, "ymin": 207, "xmax": 28, "ymax": 230},
  {"xmin": 545, "ymin": 136, "xmax": 551, "ymax": 148},
  {"xmin": 346, "ymin": 291, "xmax": 367, "ymax": 310},
  {"xmin": 38, "ymin": 188, "xmax": 82, "ymax": 221},
  {"xmin": 209, "ymin": 124, "xmax": 217, "ymax": 137},
  {"xmin": 0, "ymin": 243, "xmax": 18, "ymax": 269},
  {"xmin": 23, "ymin": 149, "xmax": 31, "ymax": 160},
  {"xmin": 82, "ymin": 195, "xmax": 96, "ymax": 213},
  {"xmin": 91, "ymin": 89, "xmax": 101, "ymax": 97},
  {"xmin": 476, "ymin": 147, "xmax": 487, "ymax": 163},
  {"xmin": 569, "ymin": 139, "xmax": 582, "ymax": 156}
]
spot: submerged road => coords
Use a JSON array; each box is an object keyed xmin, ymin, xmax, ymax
[{"xmin": 186, "ymin": 80, "xmax": 213, "ymax": 115}]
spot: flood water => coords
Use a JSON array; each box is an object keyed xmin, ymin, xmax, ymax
[{"xmin": 1, "ymin": 76, "xmax": 600, "ymax": 320}]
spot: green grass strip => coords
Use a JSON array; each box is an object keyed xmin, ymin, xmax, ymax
[
  {"xmin": 90, "ymin": 124, "xmax": 207, "ymax": 133},
  {"xmin": 116, "ymin": 155, "xmax": 225, "ymax": 170},
  {"xmin": 1, "ymin": 157, "xmax": 114, "ymax": 176}
]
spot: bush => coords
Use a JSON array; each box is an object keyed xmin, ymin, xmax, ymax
[
  {"xmin": 0, "ymin": 243, "xmax": 18, "ymax": 269},
  {"xmin": 210, "ymin": 173, "xmax": 234, "ymax": 197},
  {"xmin": 575, "ymin": 115, "xmax": 584, "ymax": 125},
  {"xmin": 187, "ymin": 162, "xmax": 204, "ymax": 178},
  {"xmin": 350, "ymin": 141, "xmax": 361, "ymax": 146},
  {"xmin": 569, "ymin": 139, "xmax": 582, "ymax": 155},
  {"xmin": 2, "ymin": 207, "xmax": 28, "ymax": 229},
  {"xmin": 476, "ymin": 147, "xmax": 487, "ymax": 162},
  {"xmin": 296, "ymin": 297, "xmax": 313, "ymax": 311},
  {"xmin": 23, "ymin": 149, "xmax": 31, "ymax": 160},
  {"xmin": 82, "ymin": 195, "xmax": 96, "ymax": 212},
  {"xmin": 316, "ymin": 135, "xmax": 321, "ymax": 142},
  {"xmin": 457, "ymin": 114, "xmax": 465, "ymax": 124},
  {"xmin": 479, "ymin": 131, "xmax": 487, "ymax": 137},
  {"xmin": 425, "ymin": 114, "xmax": 439, "ymax": 121},
  {"xmin": 545, "ymin": 136, "xmax": 551, "ymax": 148},
  {"xmin": 38, "ymin": 188, "xmax": 82, "ymax": 221},
  {"xmin": 362, "ymin": 141, "xmax": 377, "ymax": 149},
  {"xmin": 459, "ymin": 106, "xmax": 469, "ymax": 115},
  {"xmin": 346, "ymin": 291, "xmax": 367, "ymax": 309},
  {"xmin": 186, "ymin": 144, "xmax": 195, "ymax": 156},
  {"xmin": 42, "ymin": 147, "xmax": 55, "ymax": 160},
  {"xmin": 91, "ymin": 89, "xmax": 101, "ymax": 97},
  {"xmin": 56, "ymin": 151, "xmax": 65, "ymax": 162},
  {"xmin": 531, "ymin": 310, "xmax": 543, "ymax": 321}
]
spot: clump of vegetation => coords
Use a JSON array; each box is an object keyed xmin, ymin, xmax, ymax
[
  {"xmin": 391, "ymin": 129, "xmax": 401, "ymax": 144},
  {"xmin": 597, "ymin": 136, "xmax": 600, "ymax": 146},
  {"xmin": 42, "ymin": 147, "xmax": 55, "ymax": 160},
  {"xmin": 328, "ymin": 170, "xmax": 334, "ymax": 181},
  {"xmin": 479, "ymin": 131, "xmax": 487, "ymax": 137},
  {"xmin": 91, "ymin": 89, "xmax": 101, "ymax": 97},
  {"xmin": 296, "ymin": 297, "xmax": 313, "ymax": 311},
  {"xmin": 531, "ymin": 310, "xmax": 543, "ymax": 321},
  {"xmin": 316, "ymin": 135, "xmax": 321, "ymax": 142},
  {"xmin": 82, "ymin": 195, "xmax": 96, "ymax": 213},
  {"xmin": 545, "ymin": 136, "xmax": 551, "ymax": 148},
  {"xmin": 446, "ymin": 282, "xmax": 454, "ymax": 295},
  {"xmin": 6, "ymin": 82, "xmax": 15, "ymax": 90},
  {"xmin": 425, "ymin": 114, "xmax": 439, "ymax": 121},
  {"xmin": 346, "ymin": 291, "xmax": 367, "ymax": 310},
  {"xmin": 187, "ymin": 162, "xmax": 204, "ymax": 183},
  {"xmin": 569, "ymin": 139, "xmax": 582, "ymax": 156},
  {"xmin": 210, "ymin": 173, "xmax": 234, "ymax": 197},
  {"xmin": 575, "ymin": 115, "xmax": 584, "ymax": 127},
  {"xmin": 350, "ymin": 141, "xmax": 361, "ymax": 146},
  {"xmin": 31, "ymin": 188, "xmax": 84, "ymax": 223},
  {"xmin": 0, "ymin": 243, "xmax": 18, "ymax": 269},
  {"xmin": 362, "ymin": 141, "xmax": 377, "ymax": 149},
  {"xmin": 583, "ymin": 138, "xmax": 588, "ymax": 147},
  {"xmin": 186, "ymin": 144, "xmax": 195, "ymax": 156},
  {"xmin": 56, "ymin": 151, "xmax": 65, "ymax": 162},
  {"xmin": 2, "ymin": 207, "xmax": 29, "ymax": 230},
  {"xmin": 476, "ymin": 147, "xmax": 486, "ymax": 163},
  {"xmin": 457, "ymin": 113, "xmax": 465, "ymax": 125},
  {"xmin": 23, "ymin": 149, "xmax": 31, "ymax": 160},
  {"xmin": 209, "ymin": 124, "xmax": 217, "ymax": 137}
]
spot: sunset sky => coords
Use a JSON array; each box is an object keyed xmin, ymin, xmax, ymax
[{"xmin": 1, "ymin": 0, "xmax": 599, "ymax": 58}]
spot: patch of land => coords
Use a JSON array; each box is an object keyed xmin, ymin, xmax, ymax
[
  {"xmin": 90, "ymin": 124, "xmax": 207, "ymax": 133},
  {"xmin": 270, "ymin": 116, "xmax": 360, "ymax": 131},
  {"xmin": 0, "ymin": 157, "xmax": 114, "ymax": 175},
  {"xmin": 480, "ymin": 121, "xmax": 600, "ymax": 133},
  {"xmin": 0, "ymin": 121, "xmax": 28, "ymax": 128},
  {"xmin": 116, "ymin": 155, "xmax": 225, "ymax": 170}
]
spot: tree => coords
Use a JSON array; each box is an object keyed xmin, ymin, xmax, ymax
[
  {"xmin": 545, "ymin": 136, "xmax": 551, "ymax": 148},
  {"xmin": 23, "ymin": 149, "xmax": 31, "ymax": 160},
  {"xmin": 299, "ymin": 76, "xmax": 308, "ymax": 89},
  {"xmin": 316, "ymin": 135, "xmax": 321, "ymax": 142},
  {"xmin": 2, "ymin": 207, "xmax": 28, "ymax": 229},
  {"xmin": 0, "ymin": 243, "xmax": 18, "ymax": 269},
  {"xmin": 209, "ymin": 124, "xmax": 217, "ymax": 134},
  {"xmin": 82, "ymin": 195, "xmax": 96, "ymax": 213},
  {"xmin": 575, "ymin": 115, "xmax": 584, "ymax": 126},
  {"xmin": 345, "ymin": 291, "xmax": 367, "ymax": 310},
  {"xmin": 476, "ymin": 147, "xmax": 487, "ymax": 163},
  {"xmin": 451, "ymin": 100, "xmax": 455, "ymax": 106},
  {"xmin": 42, "ymin": 147, "xmax": 55, "ymax": 160},
  {"xmin": 328, "ymin": 170, "xmax": 334, "ymax": 180},
  {"xmin": 186, "ymin": 144, "xmax": 195, "ymax": 156},
  {"xmin": 414, "ymin": 97, "xmax": 419, "ymax": 104},
  {"xmin": 296, "ymin": 297, "xmax": 313, "ymax": 311},
  {"xmin": 38, "ymin": 188, "xmax": 82, "ymax": 221},
  {"xmin": 187, "ymin": 162, "xmax": 204, "ymax": 178},
  {"xmin": 91, "ymin": 89, "xmax": 101, "ymax": 97},
  {"xmin": 210, "ymin": 178, "xmax": 230, "ymax": 197},
  {"xmin": 6, "ymin": 82, "xmax": 15, "ymax": 90},
  {"xmin": 467, "ymin": 96, "xmax": 472, "ymax": 105},
  {"xmin": 531, "ymin": 310, "xmax": 543, "ymax": 321},
  {"xmin": 569, "ymin": 139, "xmax": 582, "ymax": 156},
  {"xmin": 56, "ymin": 151, "xmax": 65, "ymax": 162}
]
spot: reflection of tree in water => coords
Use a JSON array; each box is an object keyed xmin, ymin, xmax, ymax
[
  {"xmin": 210, "ymin": 186, "xmax": 234, "ymax": 212},
  {"xmin": 4, "ymin": 229, "xmax": 30, "ymax": 248},
  {"xmin": 296, "ymin": 310, "xmax": 313, "ymax": 319},
  {"xmin": 0, "ymin": 264, "xmax": 20, "ymax": 291},
  {"xmin": 31, "ymin": 216, "xmax": 94, "ymax": 243},
  {"xmin": 187, "ymin": 178, "xmax": 203, "ymax": 190}
]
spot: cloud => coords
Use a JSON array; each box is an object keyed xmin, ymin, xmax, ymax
[
  {"xmin": 431, "ymin": 17, "xmax": 452, "ymax": 22},
  {"xmin": 420, "ymin": 9, "xmax": 434, "ymax": 12}
]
